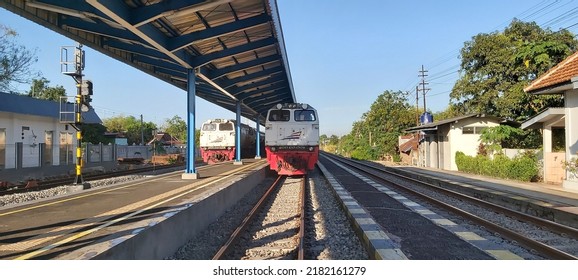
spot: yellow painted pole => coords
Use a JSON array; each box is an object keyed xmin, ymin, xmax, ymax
[{"xmin": 74, "ymin": 81, "xmax": 83, "ymax": 185}]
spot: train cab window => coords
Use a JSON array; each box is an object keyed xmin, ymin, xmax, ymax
[
  {"xmin": 202, "ymin": 123, "xmax": 216, "ymax": 131},
  {"xmin": 219, "ymin": 123, "xmax": 234, "ymax": 131},
  {"xmin": 294, "ymin": 110, "xmax": 316, "ymax": 121},
  {"xmin": 268, "ymin": 110, "xmax": 290, "ymax": 121}
]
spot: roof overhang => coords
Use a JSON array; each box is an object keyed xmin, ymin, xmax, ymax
[
  {"xmin": 520, "ymin": 108, "xmax": 565, "ymax": 130},
  {"xmin": 0, "ymin": 0, "xmax": 296, "ymax": 124},
  {"xmin": 404, "ymin": 126, "xmax": 439, "ymax": 133},
  {"xmin": 526, "ymin": 76, "xmax": 578, "ymax": 95}
]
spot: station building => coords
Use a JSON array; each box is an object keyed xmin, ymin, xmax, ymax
[
  {"xmin": 522, "ymin": 51, "xmax": 578, "ymax": 189},
  {"xmin": 403, "ymin": 113, "xmax": 518, "ymax": 171},
  {"xmin": 0, "ymin": 91, "xmax": 101, "ymax": 172}
]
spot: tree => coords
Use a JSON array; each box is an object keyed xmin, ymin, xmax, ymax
[
  {"xmin": 433, "ymin": 104, "xmax": 463, "ymax": 121},
  {"xmin": 102, "ymin": 115, "xmax": 157, "ymax": 145},
  {"xmin": 479, "ymin": 125, "xmax": 541, "ymax": 155},
  {"xmin": 0, "ymin": 24, "xmax": 39, "ymax": 91},
  {"xmin": 339, "ymin": 90, "xmax": 415, "ymax": 160},
  {"xmin": 450, "ymin": 19, "xmax": 577, "ymax": 121},
  {"xmin": 319, "ymin": 134, "xmax": 340, "ymax": 153},
  {"xmin": 27, "ymin": 78, "xmax": 66, "ymax": 101},
  {"xmin": 162, "ymin": 115, "xmax": 187, "ymax": 144},
  {"xmin": 82, "ymin": 123, "xmax": 111, "ymax": 144}
]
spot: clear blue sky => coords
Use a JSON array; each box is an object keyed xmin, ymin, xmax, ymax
[{"xmin": 1, "ymin": 0, "xmax": 577, "ymax": 136}]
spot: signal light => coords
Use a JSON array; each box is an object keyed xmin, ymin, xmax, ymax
[{"xmin": 81, "ymin": 80, "xmax": 93, "ymax": 96}]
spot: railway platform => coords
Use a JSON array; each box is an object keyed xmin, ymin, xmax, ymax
[{"xmin": 0, "ymin": 159, "xmax": 270, "ymax": 260}]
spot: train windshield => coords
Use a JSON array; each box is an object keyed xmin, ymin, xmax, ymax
[
  {"xmin": 268, "ymin": 110, "xmax": 290, "ymax": 121},
  {"xmin": 219, "ymin": 123, "xmax": 234, "ymax": 131},
  {"xmin": 202, "ymin": 123, "xmax": 216, "ymax": 131},
  {"xmin": 294, "ymin": 110, "xmax": 316, "ymax": 121}
]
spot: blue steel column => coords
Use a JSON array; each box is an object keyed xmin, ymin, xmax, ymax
[
  {"xmin": 234, "ymin": 101, "xmax": 243, "ymax": 165},
  {"xmin": 255, "ymin": 116, "xmax": 261, "ymax": 159},
  {"xmin": 182, "ymin": 69, "xmax": 199, "ymax": 179}
]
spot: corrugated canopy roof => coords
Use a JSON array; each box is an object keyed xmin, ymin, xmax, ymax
[{"xmin": 0, "ymin": 0, "xmax": 296, "ymax": 123}]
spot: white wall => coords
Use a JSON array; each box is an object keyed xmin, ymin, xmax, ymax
[
  {"xmin": 564, "ymin": 90, "xmax": 578, "ymax": 188},
  {"xmin": 447, "ymin": 118, "xmax": 501, "ymax": 170},
  {"xmin": 0, "ymin": 112, "xmax": 76, "ymax": 169}
]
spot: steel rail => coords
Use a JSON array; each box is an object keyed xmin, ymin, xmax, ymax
[
  {"xmin": 212, "ymin": 175, "xmax": 285, "ymax": 260},
  {"xmin": 297, "ymin": 175, "xmax": 307, "ymax": 260}
]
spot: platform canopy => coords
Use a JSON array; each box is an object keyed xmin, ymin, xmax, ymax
[{"xmin": 0, "ymin": 0, "xmax": 296, "ymax": 123}]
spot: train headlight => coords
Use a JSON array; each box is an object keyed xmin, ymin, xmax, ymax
[
  {"xmin": 276, "ymin": 103, "xmax": 282, "ymax": 109},
  {"xmin": 271, "ymin": 147, "xmax": 277, "ymax": 152},
  {"xmin": 302, "ymin": 104, "xmax": 308, "ymax": 109},
  {"xmin": 308, "ymin": 147, "xmax": 314, "ymax": 152}
]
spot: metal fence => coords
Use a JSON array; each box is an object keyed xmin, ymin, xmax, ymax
[{"xmin": 0, "ymin": 143, "xmax": 186, "ymax": 170}]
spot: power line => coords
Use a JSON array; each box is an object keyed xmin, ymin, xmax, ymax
[{"xmin": 405, "ymin": 0, "xmax": 577, "ymax": 111}]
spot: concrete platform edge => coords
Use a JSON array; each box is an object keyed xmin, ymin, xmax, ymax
[
  {"xmin": 63, "ymin": 164, "xmax": 268, "ymax": 260},
  {"xmin": 316, "ymin": 162, "xmax": 408, "ymax": 260}
]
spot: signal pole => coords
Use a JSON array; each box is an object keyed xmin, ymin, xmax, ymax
[{"xmin": 62, "ymin": 43, "xmax": 93, "ymax": 186}]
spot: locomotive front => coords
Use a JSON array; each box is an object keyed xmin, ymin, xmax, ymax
[
  {"xmin": 199, "ymin": 119, "xmax": 238, "ymax": 164},
  {"xmin": 264, "ymin": 103, "xmax": 319, "ymax": 175}
]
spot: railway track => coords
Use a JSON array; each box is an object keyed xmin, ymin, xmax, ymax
[
  {"xmin": 322, "ymin": 153, "xmax": 578, "ymax": 260},
  {"xmin": 213, "ymin": 175, "xmax": 307, "ymax": 260},
  {"xmin": 0, "ymin": 163, "xmax": 185, "ymax": 196}
]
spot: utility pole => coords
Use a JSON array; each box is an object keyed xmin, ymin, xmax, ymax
[
  {"xmin": 415, "ymin": 86, "xmax": 419, "ymax": 125},
  {"xmin": 140, "ymin": 114, "xmax": 144, "ymax": 145},
  {"xmin": 418, "ymin": 65, "xmax": 430, "ymax": 114}
]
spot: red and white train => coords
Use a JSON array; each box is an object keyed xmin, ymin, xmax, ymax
[
  {"xmin": 199, "ymin": 119, "xmax": 263, "ymax": 164},
  {"xmin": 264, "ymin": 103, "xmax": 319, "ymax": 175}
]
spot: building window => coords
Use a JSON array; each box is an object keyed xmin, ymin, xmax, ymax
[
  {"xmin": 462, "ymin": 127, "xmax": 474, "ymax": 134},
  {"xmin": 59, "ymin": 132, "xmax": 73, "ymax": 165},
  {"xmin": 462, "ymin": 126, "xmax": 486, "ymax": 134}
]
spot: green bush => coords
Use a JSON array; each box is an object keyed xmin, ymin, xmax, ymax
[{"xmin": 455, "ymin": 151, "xmax": 539, "ymax": 182}]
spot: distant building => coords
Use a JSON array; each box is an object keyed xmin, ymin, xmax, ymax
[
  {"xmin": 398, "ymin": 134, "xmax": 419, "ymax": 165},
  {"xmin": 146, "ymin": 132, "xmax": 184, "ymax": 155},
  {"xmin": 404, "ymin": 113, "xmax": 517, "ymax": 171},
  {"xmin": 104, "ymin": 132, "xmax": 128, "ymax": 145},
  {"xmin": 146, "ymin": 132, "xmax": 183, "ymax": 147},
  {"xmin": 0, "ymin": 92, "xmax": 101, "ymax": 170},
  {"xmin": 522, "ymin": 51, "xmax": 578, "ymax": 189}
]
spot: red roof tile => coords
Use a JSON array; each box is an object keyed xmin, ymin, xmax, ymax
[
  {"xmin": 524, "ymin": 51, "xmax": 578, "ymax": 93},
  {"xmin": 399, "ymin": 136, "xmax": 418, "ymax": 153}
]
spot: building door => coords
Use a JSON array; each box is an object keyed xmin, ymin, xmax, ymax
[
  {"xmin": 16, "ymin": 142, "xmax": 23, "ymax": 169},
  {"xmin": 43, "ymin": 131, "xmax": 53, "ymax": 166},
  {"xmin": 0, "ymin": 129, "xmax": 5, "ymax": 170}
]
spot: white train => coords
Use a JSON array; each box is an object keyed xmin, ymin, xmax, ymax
[
  {"xmin": 264, "ymin": 103, "xmax": 319, "ymax": 175},
  {"xmin": 199, "ymin": 119, "xmax": 263, "ymax": 164}
]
